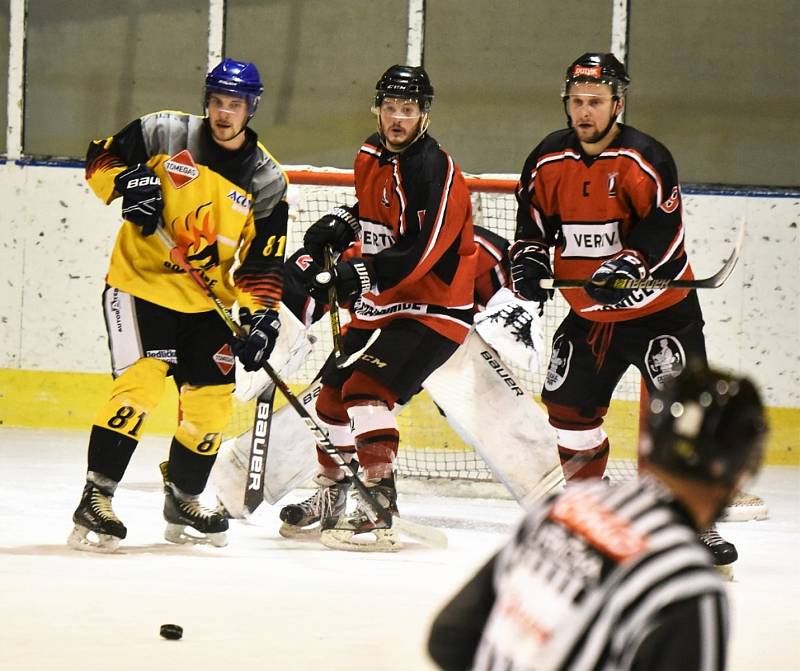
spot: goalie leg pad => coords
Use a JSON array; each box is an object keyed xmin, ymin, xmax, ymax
[
  {"xmin": 422, "ymin": 330, "xmax": 562, "ymax": 505},
  {"xmin": 211, "ymin": 380, "xmax": 323, "ymax": 514}
]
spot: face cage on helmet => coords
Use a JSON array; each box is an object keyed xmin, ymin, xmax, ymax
[
  {"xmin": 561, "ymin": 76, "xmax": 628, "ymax": 102},
  {"xmin": 373, "ymin": 92, "xmax": 433, "ymax": 115},
  {"xmin": 204, "ymin": 85, "xmax": 261, "ymax": 118},
  {"xmin": 372, "ymin": 95, "xmax": 431, "ymax": 152}
]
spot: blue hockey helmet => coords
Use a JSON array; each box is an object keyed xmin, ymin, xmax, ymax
[{"xmin": 204, "ymin": 58, "xmax": 264, "ymax": 117}]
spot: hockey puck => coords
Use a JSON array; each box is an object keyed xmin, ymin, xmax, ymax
[{"xmin": 160, "ymin": 624, "xmax": 183, "ymax": 640}]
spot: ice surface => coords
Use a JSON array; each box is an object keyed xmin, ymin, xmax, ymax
[{"xmin": 0, "ymin": 427, "xmax": 797, "ymax": 671}]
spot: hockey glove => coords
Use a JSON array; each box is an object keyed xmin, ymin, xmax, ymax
[
  {"xmin": 231, "ymin": 309, "xmax": 281, "ymax": 372},
  {"xmin": 585, "ymin": 250, "xmax": 649, "ymax": 305},
  {"xmin": 114, "ymin": 164, "xmax": 164, "ymax": 236},
  {"xmin": 303, "ymin": 206, "xmax": 360, "ymax": 266},
  {"xmin": 309, "ymin": 258, "xmax": 375, "ymax": 304},
  {"xmin": 510, "ymin": 242, "xmax": 554, "ymax": 304}
]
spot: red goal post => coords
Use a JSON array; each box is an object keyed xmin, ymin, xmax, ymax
[{"xmin": 228, "ymin": 167, "xmax": 644, "ymax": 485}]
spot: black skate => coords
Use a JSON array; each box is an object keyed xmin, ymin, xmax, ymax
[
  {"xmin": 279, "ymin": 474, "xmax": 350, "ymax": 539},
  {"xmin": 320, "ymin": 476, "xmax": 401, "ymax": 552},
  {"xmin": 699, "ymin": 526, "xmax": 737, "ymax": 580},
  {"xmin": 67, "ymin": 478, "xmax": 127, "ymax": 553},
  {"xmin": 161, "ymin": 462, "xmax": 229, "ymax": 547}
]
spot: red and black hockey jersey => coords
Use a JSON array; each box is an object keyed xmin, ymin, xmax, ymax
[
  {"xmin": 282, "ymin": 224, "xmax": 507, "ymax": 330},
  {"xmin": 85, "ymin": 111, "xmax": 288, "ymax": 315},
  {"xmin": 514, "ymin": 125, "xmax": 694, "ymax": 322},
  {"xmin": 346, "ymin": 133, "xmax": 477, "ymax": 344}
]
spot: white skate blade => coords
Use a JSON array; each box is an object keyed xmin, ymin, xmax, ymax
[
  {"xmin": 164, "ymin": 523, "xmax": 228, "ymax": 548},
  {"xmin": 67, "ymin": 525, "xmax": 121, "ymax": 554},
  {"xmin": 320, "ymin": 527, "xmax": 402, "ymax": 553}
]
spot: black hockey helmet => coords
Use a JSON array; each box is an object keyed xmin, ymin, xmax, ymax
[
  {"xmin": 374, "ymin": 64, "xmax": 434, "ymax": 113},
  {"xmin": 641, "ymin": 362, "xmax": 768, "ymax": 487},
  {"xmin": 562, "ymin": 52, "xmax": 630, "ymax": 100}
]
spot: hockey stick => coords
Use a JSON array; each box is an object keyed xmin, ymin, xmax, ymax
[
  {"xmin": 324, "ymin": 246, "xmax": 344, "ymax": 362},
  {"xmin": 154, "ymin": 227, "xmax": 446, "ymax": 548},
  {"xmin": 242, "ymin": 384, "xmax": 276, "ymax": 514},
  {"xmin": 539, "ymin": 221, "xmax": 745, "ymax": 291},
  {"xmin": 323, "ymin": 245, "xmax": 382, "ymax": 369}
]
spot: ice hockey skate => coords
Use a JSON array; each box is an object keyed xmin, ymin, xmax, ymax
[
  {"xmin": 160, "ymin": 462, "xmax": 229, "ymax": 547},
  {"xmin": 278, "ymin": 474, "xmax": 350, "ymax": 538},
  {"xmin": 719, "ymin": 490, "xmax": 769, "ymax": 522},
  {"xmin": 320, "ymin": 475, "xmax": 401, "ymax": 553},
  {"xmin": 699, "ymin": 526, "xmax": 737, "ymax": 580},
  {"xmin": 67, "ymin": 476, "xmax": 127, "ymax": 553}
]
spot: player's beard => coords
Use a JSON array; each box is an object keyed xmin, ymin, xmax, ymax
[
  {"xmin": 576, "ymin": 116, "xmax": 616, "ymax": 145},
  {"xmin": 211, "ymin": 119, "xmax": 246, "ymax": 145},
  {"xmin": 382, "ymin": 119, "xmax": 422, "ymax": 152}
]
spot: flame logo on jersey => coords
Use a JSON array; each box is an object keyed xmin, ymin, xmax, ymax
[{"xmin": 172, "ymin": 202, "xmax": 219, "ymax": 270}]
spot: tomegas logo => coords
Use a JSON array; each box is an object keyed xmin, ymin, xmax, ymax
[{"xmin": 163, "ymin": 149, "xmax": 200, "ymax": 188}]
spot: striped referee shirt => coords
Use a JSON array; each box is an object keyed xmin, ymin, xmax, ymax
[{"xmin": 428, "ymin": 476, "xmax": 728, "ymax": 671}]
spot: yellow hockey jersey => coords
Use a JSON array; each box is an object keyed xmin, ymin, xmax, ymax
[{"xmin": 85, "ymin": 110, "xmax": 288, "ymax": 315}]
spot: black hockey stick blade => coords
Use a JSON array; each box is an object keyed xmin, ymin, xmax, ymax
[
  {"xmin": 539, "ymin": 221, "xmax": 745, "ymax": 291},
  {"xmin": 242, "ymin": 384, "xmax": 276, "ymax": 514}
]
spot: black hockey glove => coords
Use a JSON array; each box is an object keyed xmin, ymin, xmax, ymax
[
  {"xmin": 303, "ymin": 206, "xmax": 360, "ymax": 266},
  {"xmin": 510, "ymin": 242, "xmax": 554, "ymax": 304},
  {"xmin": 231, "ymin": 309, "xmax": 281, "ymax": 372},
  {"xmin": 114, "ymin": 164, "xmax": 164, "ymax": 236},
  {"xmin": 585, "ymin": 250, "xmax": 649, "ymax": 305},
  {"xmin": 309, "ymin": 258, "xmax": 375, "ymax": 304}
]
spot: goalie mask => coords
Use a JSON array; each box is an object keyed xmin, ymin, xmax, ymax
[
  {"xmin": 372, "ymin": 64, "xmax": 435, "ymax": 151},
  {"xmin": 641, "ymin": 363, "xmax": 768, "ymax": 488},
  {"xmin": 204, "ymin": 58, "xmax": 264, "ymax": 118}
]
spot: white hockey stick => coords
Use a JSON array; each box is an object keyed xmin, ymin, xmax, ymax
[{"xmin": 540, "ymin": 220, "xmax": 745, "ymax": 291}]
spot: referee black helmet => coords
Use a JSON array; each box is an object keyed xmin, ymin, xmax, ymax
[{"xmin": 643, "ymin": 362, "xmax": 768, "ymax": 487}]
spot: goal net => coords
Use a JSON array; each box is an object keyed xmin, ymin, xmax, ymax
[{"xmin": 226, "ymin": 168, "xmax": 642, "ymax": 486}]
